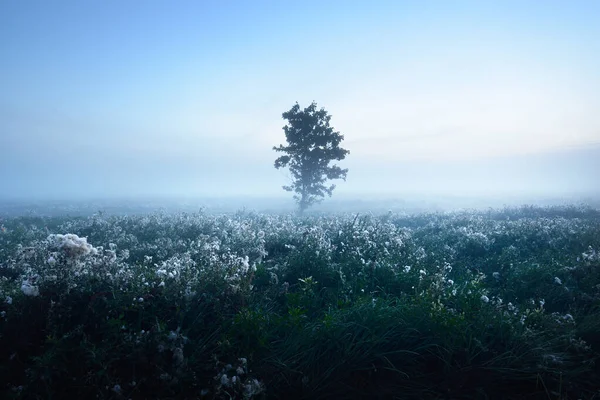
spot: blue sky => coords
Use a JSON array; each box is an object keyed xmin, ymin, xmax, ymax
[{"xmin": 1, "ymin": 0, "xmax": 599, "ymax": 200}]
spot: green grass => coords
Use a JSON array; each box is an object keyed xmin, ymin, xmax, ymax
[{"xmin": 0, "ymin": 206, "xmax": 599, "ymax": 399}]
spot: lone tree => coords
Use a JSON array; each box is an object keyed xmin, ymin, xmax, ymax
[{"xmin": 273, "ymin": 101, "xmax": 349, "ymax": 213}]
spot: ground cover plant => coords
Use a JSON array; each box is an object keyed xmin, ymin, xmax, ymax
[{"xmin": 0, "ymin": 205, "xmax": 599, "ymax": 399}]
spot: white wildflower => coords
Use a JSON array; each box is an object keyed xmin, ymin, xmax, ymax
[
  {"xmin": 21, "ymin": 280, "xmax": 39, "ymax": 297},
  {"xmin": 563, "ymin": 313, "xmax": 574, "ymax": 323},
  {"xmin": 554, "ymin": 277, "xmax": 562, "ymax": 285},
  {"xmin": 220, "ymin": 374, "xmax": 230, "ymax": 387},
  {"xmin": 47, "ymin": 233, "xmax": 97, "ymax": 259},
  {"xmin": 173, "ymin": 347, "xmax": 184, "ymax": 366},
  {"xmin": 243, "ymin": 379, "xmax": 264, "ymax": 397}
]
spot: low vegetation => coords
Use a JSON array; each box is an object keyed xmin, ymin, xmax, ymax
[{"xmin": 0, "ymin": 205, "xmax": 599, "ymax": 399}]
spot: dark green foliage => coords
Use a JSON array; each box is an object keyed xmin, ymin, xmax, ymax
[{"xmin": 1, "ymin": 206, "xmax": 599, "ymax": 399}]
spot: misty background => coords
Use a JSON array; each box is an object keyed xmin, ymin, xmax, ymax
[{"xmin": 1, "ymin": 0, "xmax": 599, "ymax": 210}]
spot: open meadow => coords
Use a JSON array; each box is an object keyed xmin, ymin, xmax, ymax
[{"xmin": 1, "ymin": 205, "xmax": 599, "ymax": 399}]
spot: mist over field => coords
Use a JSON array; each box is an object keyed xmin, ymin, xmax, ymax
[
  {"xmin": 1, "ymin": 0, "xmax": 599, "ymax": 210},
  {"xmin": 2, "ymin": 2, "xmax": 600, "ymax": 399}
]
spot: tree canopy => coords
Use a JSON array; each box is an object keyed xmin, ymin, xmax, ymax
[{"xmin": 273, "ymin": 101, "xmax": 349, "ymax": 213}]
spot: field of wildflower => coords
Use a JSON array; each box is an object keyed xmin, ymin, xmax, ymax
[{"xmin": 1, "ymin": 205, "xmax": 599, "ymax": 399}]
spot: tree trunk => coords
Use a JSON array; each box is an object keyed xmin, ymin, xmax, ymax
[{"xmin": 299, "ymin": 187, "xmax": 307, "ymax": 215}]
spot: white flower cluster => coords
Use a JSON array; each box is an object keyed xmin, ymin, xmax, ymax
[
  {"xmin": 581, "ymin": 246, "xmax": 599, "ymax": 263},
  {"xmin": 47, "ymin": 233, "xmax": 97, "ymax": 261},
  {"xmin": 458, "ymin": 227, "xmax": 493, "ymax": 249},
  {"xmin": 551, "ymin": 312, "xmax": 575, "ymax": 325},
  {"xmin": 20, "ymin": 279, "xmax": 39, "ymax": 297},
  {"xmin": 211, "ymin": 357, "xmax": 264, "ymax": 399}
]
